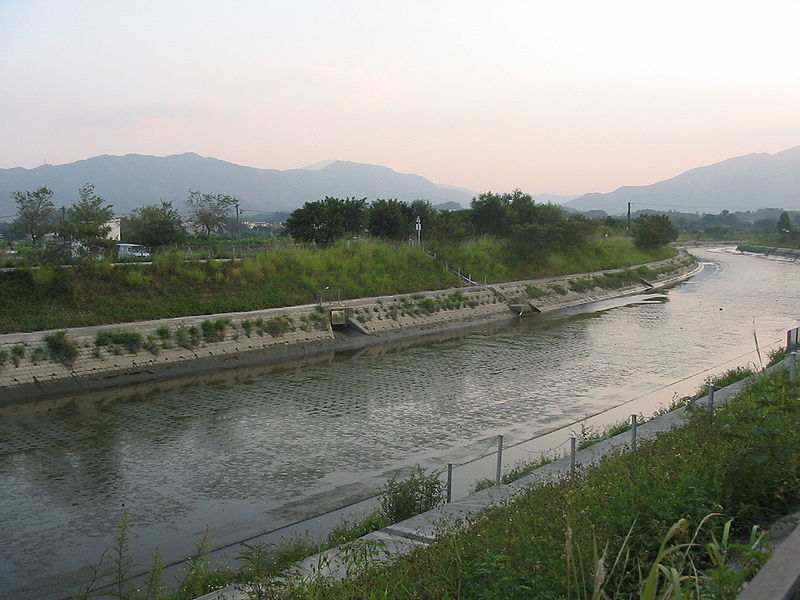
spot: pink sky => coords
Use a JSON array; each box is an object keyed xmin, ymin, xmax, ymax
[{"xmin": 2, "ymin": 0, "xmax": 799, "ymax": 196}]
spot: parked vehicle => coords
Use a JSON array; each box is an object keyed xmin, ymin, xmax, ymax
[{"xmin": 116, "ymin": 243, "xmax": 150, "ymax": 259}]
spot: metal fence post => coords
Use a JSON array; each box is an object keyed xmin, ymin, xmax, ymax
[
  {"xmin": 570, "ymin": 436, "xmax": 576, "ymax": 477},
  {"xmin": 495, "ymin": 435, "xmax": 504, "ymax": 486},
  {"xmin": 631, "ymin": 414, "xmax": 638, "ymax": 451},
  {"xmin": 446, "ymin": 463, "xmax": 453, "ymax": 503},
  {"xmin": 708, "ymin": 384, "xmax": 715, "ymax": 417}
]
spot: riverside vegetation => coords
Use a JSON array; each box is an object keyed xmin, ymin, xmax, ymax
[
  {"xmin": 0, "ymin": 236, "xmax": 674, "ymax": 334},
  {"xmin": 72, "ymin": 353, "xmax": 797, "ymax": 599}
]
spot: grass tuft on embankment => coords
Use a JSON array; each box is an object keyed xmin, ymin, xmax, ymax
[{"xmin": 0, "ymin": 238, "xmax": 677, "ymax": 333}]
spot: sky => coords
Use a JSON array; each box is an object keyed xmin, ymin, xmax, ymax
[{"xmin": 2, "ymin": 0, "xmax": 800, "ymax": 196}]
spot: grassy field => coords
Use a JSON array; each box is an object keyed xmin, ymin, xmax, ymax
[{"xmin": 0, "ymin": 237, "xmax": 676, "ymax": 334}]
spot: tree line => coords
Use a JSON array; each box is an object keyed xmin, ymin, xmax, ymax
[
  {"xmin": 6, "ymin": 184, "xmax": 681, "ymax": 264},
  {"xmin": 284, "ymin": 190, "xmax": 677, "ymax": 255},
  {"xmin": 6, "ymin": 186, "xmax": 241, "ymax": 260}
]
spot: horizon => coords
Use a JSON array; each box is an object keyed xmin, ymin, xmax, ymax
[
  {"xmin": 2, "ymin": 1, "xmax": 799, "ymax": 196},
  {"xmin": 2, "ymin": 145, "xmax": 797, "ymax": 203}
]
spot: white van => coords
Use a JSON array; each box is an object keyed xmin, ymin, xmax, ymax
[{"xmin": 116, "ymin": 243, "xmax": 150, "ymax": 259}]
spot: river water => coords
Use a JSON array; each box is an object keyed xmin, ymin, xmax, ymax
[{"xmin": 1, "ymin": 247, "xmax": 798, "ymax": 599}]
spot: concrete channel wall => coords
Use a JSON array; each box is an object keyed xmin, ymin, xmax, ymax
[{"xmin": 0, "ymin": 252, "xmax": 697, "ymax": 405}]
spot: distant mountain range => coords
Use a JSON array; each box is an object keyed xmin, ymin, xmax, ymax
[
  {"xmin": 566, "ymin": 146, "xmax": 800, "ymax": 215},
  {"xmin": 3, "ymin": 146, "xmax": 800, "ymax": 221},
  {"xmin": 0, "ymin": 153, "xmax": 475, "ymax": 219}
]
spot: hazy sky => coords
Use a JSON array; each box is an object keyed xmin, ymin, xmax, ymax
[{"xmin": 2, "ymin": 0, "xmax": 799, "ymax": 195}]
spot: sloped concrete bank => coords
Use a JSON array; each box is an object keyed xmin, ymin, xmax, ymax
[{"xmin": 0, "ymin": 252, "xmax": 698, "ymax": 406}]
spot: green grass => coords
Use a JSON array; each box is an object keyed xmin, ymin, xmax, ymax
[
  {"xmin": 0, "ymin": 238, "xmax": 683, "ymax": 334},
  {"xmin": 0, "ymin": 241, "xmax": 459, "ymax": 333},
  {"xmin": 434, "ymin": 236, "xmax": 677, "ymax": 284}
]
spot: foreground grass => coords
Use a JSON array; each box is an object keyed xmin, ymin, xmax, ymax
[
  {"xmin": 0, "ymin": 237, "xmax": 675, "ymax": 333},
  {"xmin": 271, "ymin": 366, "xmax": 798, "ymax": 599}
]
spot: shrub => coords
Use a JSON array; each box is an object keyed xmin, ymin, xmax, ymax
[
  {"xmin": 142, "ymin": 336, "xmax": 160, "ymax": 356},
  {"xmin": 379, "ymin": 466, "xmax": 444, "ymax": 523},
  {"xmin": 240, "ymin": 319, "xmax": 254, "ymax": 337},
  {"xmin": 95, "ymin": 330, "xmax": 143, "ymax": 354},
  {"xmin": 156, "ymin": 325, "xmax": 171, "ymax": 341},
  {"xmin": 549, "ymin": 283, "xmax": 568, "ymax": 295},
  {"xmin": 30, "ymin": 347, "xmax": 46, "ymax": 364},
  {"xmin": 0, "ymin": 349, "xmax": 7, "ymax": 369},
  {"xmin": 124, "ymin": 269, "xmax": 150, "ymax": 288},
  {"xmin": 11, "ymin": 343, "xmax": 25, "ymax": 366},
  {"xmin": 201, "ymin": 318, "xmax": 230, "ymax": 342},
  {"xmin": 175, "ymin": 325, "xmax": 199, "ymax": 349},
  {"xmin": 264, "ymin": 316, "xmax": 293, "ymax": 337},
  {"xmin": 525, "ymin": 285, "xmax": 547, "ymax": 299},
  {"xmin": 44, "ymin": 330, "xmax": 79, "ymax": 367}
]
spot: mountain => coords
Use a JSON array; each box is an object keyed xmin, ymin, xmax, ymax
[
  {"xmin": 566, "ymin": 146, "xmax": 800, "ymax": 215},
  {"xmin": 0, "ymin": 153, "xmax": 474, "ymax": 219},
  {"xmin": 536, "ymin": 193, "xmax": 581, "ymax": 205}
]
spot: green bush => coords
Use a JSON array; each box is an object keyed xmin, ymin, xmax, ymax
[
  {"xmin": 264, "ymin": 316, "xmax": 293, "ymax": 337},
  {"xmin": 379, "ymin": 466, "xmax": 444, "ymax": 523},
  {"xmin": 95, "ymin": 330, "xmax": 143, "ymax": 353},
  {"xmin": 201, "ymin": 318, "xmax": 230, "ymax": 342},
  {"xmin": 44, "ymin": 330, "xmax": 79, "ymax": 367},
  {"xmin": 11, "ymin": 343, "xmax": 25, "ymax": 366}
]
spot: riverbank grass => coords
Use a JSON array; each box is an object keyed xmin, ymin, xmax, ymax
[{"xmin": 0, "ymin": 237, "xmax": 675, "ymax": 333}]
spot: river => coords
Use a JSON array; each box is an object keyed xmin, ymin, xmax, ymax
[{"xmin": 1, "ymin": 246, "xmax": 798, "ymax": 599}]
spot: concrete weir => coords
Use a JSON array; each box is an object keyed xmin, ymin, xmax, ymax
[{"xmin": 0, "ymin": 252, "xmax": 699, "ymax": 406}]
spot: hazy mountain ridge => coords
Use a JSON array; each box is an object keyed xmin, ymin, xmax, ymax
[
  {"xmin": 567, "ymin": 146, "xmax": 800, "ymax": 214},
  {"xmin": 0, "ymin": 153, "xmax": 474, "ymax": 218}
]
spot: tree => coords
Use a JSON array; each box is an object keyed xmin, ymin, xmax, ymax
[
  {"xmin": 470, "ymin": 192, "xmax": 513, "ymax": 237},
  {"xmin": 368, "ymin": 199, "xmax": 413, "ymax": 240},
  {"xmin": 126, "ymin": 201, "xmax": 186, "ymax": 248},
  {"xmin": 11, "ymin": 187, "xmax": 55, "ymax": 250},
  {"xmin": 186, "ymin": 190, "xmax": 239, "ymax": 239},
  {"xmin": 777, "ymin": 211, "xmax": 794, "ymax": 236},
  {"xmin": 632, "ymin": 214, "xmax": 678, "ymax": 249},
  {"xmin": 285, "ymin": 197, "xmax": 366, "ymax": 245},
  {"xmin": 59, "ymin": 184, "xmax": 115, "ymax": 259}
]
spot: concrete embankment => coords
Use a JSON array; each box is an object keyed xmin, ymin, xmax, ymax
[{"xmin": 0, "ymin": 252, "xmax": 698, "ymax": 405}]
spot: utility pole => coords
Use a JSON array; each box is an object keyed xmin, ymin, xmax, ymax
[
  {"xmin": 415, "ymin": 216, "xmax": 421, "ymax": 247},
  {"xmin": 626, "ymin": 202, "xmax": 631, "ymax": 233},
  {"xmin": 235, "ymin": 204, "xmax": 241, "ymax": 258}
]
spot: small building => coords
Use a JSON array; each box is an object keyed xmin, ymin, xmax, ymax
[{"xmin": 106, "ymin": 218, "xmax": 121, "ymax": 241}]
